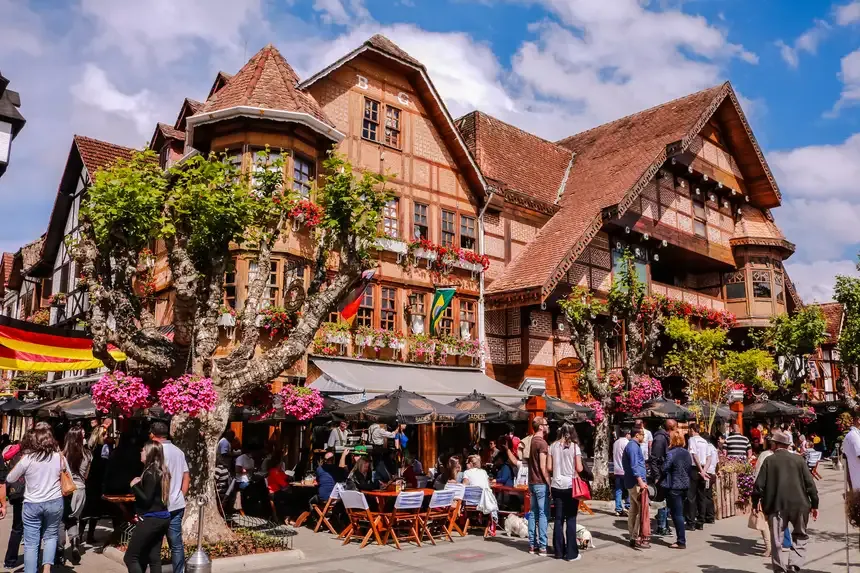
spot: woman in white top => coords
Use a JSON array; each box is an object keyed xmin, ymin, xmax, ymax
[
  {"xmin": 461, "ymin": 454, "xmax": 490, "ymax": 488},
  {"xmin": 547, "ymin": 423, "xmax": 584, "ymax": 561},
  {"xmin": 7, "ymin": 424, "xmax": 64, "ymax": 573}
]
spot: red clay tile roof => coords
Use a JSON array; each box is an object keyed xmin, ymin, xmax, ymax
[
  {"xmin": 730, "ymin": 205, "xmax": 795, "ymax": 254},
  {"xmin": 74, "ymin": 135, "xmax": 136, "ymax": 177},
  {"xmin": 816, "ymin": 302, "xmax": 844, "ymax": 342},
  {"xmin": 1, "ymin": 253, "xmax": 12, "ymax": 286},
  {"xmin": 456, "ymin": 111, "xmax": 572, "ymax": 206},
  {"xmin": 157, "ymin": 122, "xmax": 184, "ymax": 141},
  {"xmin": 19, "ymin": 236, "xmax": 44, "ymax": 274},
  {"xmin": 186, "ymin": 98, "xmax": 203, "ymax": 115},
  {"xmin": 199, "ymin": 44, "xmax": 332, "ymax": 128},
  {"xmin": 487, "ymin": 84, "xmax": 730, "ymax": 297},
  {"xmin": 366, "ymin": 34, "xmax": 422, "ymax": 68}
]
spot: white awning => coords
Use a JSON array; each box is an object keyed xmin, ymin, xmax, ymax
[{"xmin": 309, "ymin": 357, "xmax": 525, "ymax": 404}]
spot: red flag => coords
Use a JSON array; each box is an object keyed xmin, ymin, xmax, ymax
[{"xmin": 339, "ymin": 270, "xmax": 375, "ymax": 325}]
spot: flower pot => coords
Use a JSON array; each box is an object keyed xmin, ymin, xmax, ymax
[
  {"xmin": 455, "ymin": 259, "xmax": 484, "ymax": 273},
  {"xmin": 217, "ymin": 313, "xmax": 237, "ymax": 328},
  {"xmin": 326, "ymin": 333, "xmax": 351, "ymax": 345},
  {"xmin": 375, "ymin": 237, "xmax": 408, "ymax": 254},
  {"xmin": 414, "ymin": 248, "xmax": 437, "ymax": 261}
]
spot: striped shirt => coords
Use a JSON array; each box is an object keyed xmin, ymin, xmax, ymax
[{"xmin": 725, "ymin": 432, "xmax": 751, "ymax": 458}]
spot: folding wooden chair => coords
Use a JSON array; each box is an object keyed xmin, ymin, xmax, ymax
[
  {"xmin": 340, "ymin": 490, "xmax": 384, "ymax": 548},
  {"xmin": 461, "ymin": 486, "xmax": 485, "ymax": 535},
  {"xmin": 381, "ymin": 490, "xmax": 425, "ymax": 550},
  {"xmin": 312, "ymin": 483, "xmax": 345, "ymax": 534},
  {"xmin": 421, "ymin": 489, "xmax": 456, "ymax": 545},
  {"xmin": 444, "ymin": 484, "xmax": 467, "ymax": 537}
]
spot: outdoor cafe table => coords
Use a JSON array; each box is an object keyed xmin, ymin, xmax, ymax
[{"xmin": 491, "ymin": 484, "xmax": 530, "ymax": 513}]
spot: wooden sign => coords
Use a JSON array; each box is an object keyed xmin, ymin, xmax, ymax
[{"xmin": 557, "ymin": 357, "xmax": 584, "ymax": 373}]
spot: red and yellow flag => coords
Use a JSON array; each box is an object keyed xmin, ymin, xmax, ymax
[
  {"xmin": 338, "ymin": 270, "xmax": 376, "ymax": 325},
  {"xmin": 0, "ymin": 315, "xmax": 125, "ymax": 372}
]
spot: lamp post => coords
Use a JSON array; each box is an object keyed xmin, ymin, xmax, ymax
[{"xmin": 0, "ymin": 71, "xmax": 26, "ymax": 179}]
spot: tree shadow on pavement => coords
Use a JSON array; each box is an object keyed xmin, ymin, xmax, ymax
[{"xmin": 706, "ymin": 534, "xmax": 762, "ymax": 557}]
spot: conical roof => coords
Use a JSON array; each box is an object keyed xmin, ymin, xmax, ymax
[{"xmin": 200, "ymin": 43, "xmax": 333, "ymax": 128}]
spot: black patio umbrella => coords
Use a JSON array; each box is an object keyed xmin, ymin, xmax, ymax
[
  {"xmin": 53, "ymin": 395, "xmax": 96, "ymax": 419},
  {"xmin": 690, "ymin": 401, "xmax": 733, "ymax": 423},
  {"xmin": 743, "ymin": 400, "xmax": 809, "ymax": 419},
  {"xmin": 633, "ymin": 397, "xmax": 694, "ymax": 421},
  {"xmin": 448, "ymin": 390, "xmax": 527, "ymax": 422},
  {"xmin": 247, "ymin": 395, "xmax": 350, "ymax": 424},
  {"xmin": 332, "ymin": 387, "xmax": 469, "ymax": 424},
  {"xmin": 0, "ymin": 398, "xmax": 23, "ymax": 413},
  {"xmin": 19, "ymin": 397, "xmax": 64, "ymax": 418},
  {"xmin": 513, "ymin": 395, "xmax": 594, "ymax": 423}
]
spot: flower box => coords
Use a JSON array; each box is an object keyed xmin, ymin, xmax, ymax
[
  {"xmin": 325, "ymin": 333, "xmax": 351, "ymax": 345},
  {"xmin": 375, "ymin": 237, "xmax": 408, "ymax": 254},
  {"xmin": 455, "ymin": 259, "xmax": 485, "ymax": 273},
  {"xmin": 414, "ymin": 248, "xmax": 437, "ymax": 261},
  {"xmin": 217, "ymin": 313, "xmax": 236, "ymax": 328}
]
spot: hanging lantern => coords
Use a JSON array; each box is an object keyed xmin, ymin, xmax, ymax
[
  {"xmin": 653, "ymin": 253, "xmax": 659, "ymax": 262},
  {"xmin": 695, "ymin": 188, "xmax": 701, "ymax": 195},
  {"xmin": 718, "ymin": 182, "xmax": 723, "ymax": 189},
  {"xmin": 625, "ymin": 226, "xmax": 631, "ymax": 234},
  {"xmin": 662, "ymin": 239, "xmax": 668, "ymax": 247},
  {"xmin": 703, "ymin": 174, "xmax": 709, "ymax": 182},
  {"xmin": 643, "ymin": 233, "xmax": 650, "ymax": 240}
]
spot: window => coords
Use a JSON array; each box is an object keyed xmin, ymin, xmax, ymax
[
  {"xmin": 384, "ymin": 106, "xmax": 401, "ymax": 148},
  {"xmin": 380, "ymin": 287, "xmax": 397, "ymax": 331},
  {"xmin": 249, "ymin": 148, "xmax": 283, "ymax": 194},
  {"xmin": 362, "ymin": 98, "xmax": 380, "ymax": 142},
  {"xmin": 383, "ymin": 199, "xmax": 399, "ymax": 238},
  {"xmin": 612, "ymin": 244, "xmax": 647, "ymax": 288},
  {"xmin": 413, "ymin": 202, "xmax": 429, "ymax": 240},
  {"xmin": 224, "ymin": 259, "xmax": 237, "ymax": 309},
  {"xmin": 292, "ymin": 155, "xmax": 315, "ymax": 195},
  {"xmin": 460, "ymin": 215, "xmax": 476, "ymax": 250},
  {"xmin": 441, "ymin": 210, "xmax": 455, "ymax": 248},
  {"xmin": 357, "ymin": 285, "xmax": 374, "ymax": 328},
  {"xmin": 724, "ymin": 271, "xmax": 746, "ymax": 300},
  {"xmin": 459, "ymin": 300, "xmax": 476, "ymax": 339},
  {"xmin": 247, "ymin": 260, "xmax": 279, "ymax": 308},
  {"xmin": 437, "ymin": 303, "xmax": 454, "ymax": 336},
  {"xmin": 58, "ymin": 262, "xmax": 70, "ymax": 294},
  {"xmin": 774, "ymin": 272, "xmax": 785, "ymax": 303},
  {"xmin": 752, "ymin": 270, "xmax": 772, "ymax": 299},
  {"xmin": 692, "ymin": 195, "xmax": 706, "ymax": 238},
  {"xmin": 409, "ymin": 292, "xmax": 426, "ymax": 316},
  {"xmin": 159, "ymin": 144, "xmax": 171, "ymax": 169}
]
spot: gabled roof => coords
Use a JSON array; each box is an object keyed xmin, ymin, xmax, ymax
[
  {"xmin": 207, "ymin": 72, "xmax": 233, "ymax": 99},
  {"xmin": 456, "ymin": 111, "xmax": 570, "ymax": 211},
  {"xmin": 299, "ymin": 34, "xmax": 487, "ymax": 201},
  {"xmin": 199, "ymin": 44, "xmax": 332, "ymax": 127},
  {"xmin": 149, "ymin": 122, "xmax": 184, "ymax": 151},
  {"xmin": 0, "ymin": 252, "xmax": 13, "ymax": 291},
  {"xmin": 487, "ymin": 82, "xmax": 781, "ymax": 302},
  {"xmin": 74, "ymin": 135, "xmax": 136, "ymax": 178},
  {"xmin": 174, "ymin": 98, "xmax": 202, "ymax": 132},
  {"xmin": 816, "ymin": 302, "xmax": 844, "ymax": 343},
  {"xmin": 730, "ymin": 204, "xmax": 795, "ymax": 256}
]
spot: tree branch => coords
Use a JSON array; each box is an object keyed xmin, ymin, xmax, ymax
[{"xmin": 227, "ymin": 240, "xmax": 273, "ymax": 363}]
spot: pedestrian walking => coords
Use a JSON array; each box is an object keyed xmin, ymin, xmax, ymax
[
  {"xmin": 547, "ymin": 423, "xmax": 583, "ymax": 561},
  {"xmin": 725, "ymin": 423, "xmax": 752, "ymax": 459},
  {"xmin": 612, "ymin": 428, "xmax": 631, "ymax": 516},
  {"xmin": 623, "ymin": 425, "xmax": 649, "ymax": 549},
  {"xmin": 751, "ymin": 430, "xmax": 819, "ymax": 573},
  {"xmin": 7, "ymin": 425, "xmax": 64, "ymax": 573},
  {"xmin": 149, "ymin": 422, "xmax": 189, "ymax": 573},
  {"xmin": 0, "ymin": 442, "xmax": 24, "ymax": 569},
  {"xmin": 752, "ymin": 434, "xmax": 776, "ymax": 557},
  {"xmin": 57, "ymin": 425, "xmax": 92, "ymax": 566},
  {"xmin": 685, "ymin": 423, "xmax": 709, "ymax": 530},
  {"xmin": 526, "ymin": 417, "xmax": 551, "ymax": 556},
  {"xmin": 661, "ymin": 431, "xmax": 692, "ymax": 549},
  {"xmin": 649, "ymin": 419, "xmax": 676, "ymax": 536},
  {"xmin": 123, "ymin": 441, "xmax": 172, "ymax": 573},
  {"xmin": 703, "ymin": 433, "xmax": 718, "ymax": 524}
]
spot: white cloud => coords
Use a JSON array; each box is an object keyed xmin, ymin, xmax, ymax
[
  {"xmin": 830, "ymin": 48, "xmax": 860, "ymax": 114},
  {"xmin": 774, "ymin": 20, "xmax": 829, "ymax": 69},
  {"xmin": 313, "ymin": 0, "xmax": 370, "ymax": 26},
  {"xmin": 777, "ymin": 199, "xmax": 860, "ymax": 260},
  {"xmin": 785, "ymin": 259, "xmax": 860, "ymax": 303},
  {"xmin": 836, "ymin": 1, "xmax": 860, "ymax": 25},
  {"xmin": 769, "ymin": 133, "xmax": 860, "ymax": 199},
  {"xmin": 71, "ymin": 64, "xmax": 159, "ymax": 137}
]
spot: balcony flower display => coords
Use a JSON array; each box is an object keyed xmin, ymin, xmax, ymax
[
  {"xmin": 91, "ymin": 371, "xmax": 150, "ymax": 416},
  {"xmin": 636, "ymin": 294, "xmax": 736, "ymax": 330},
  {"xmin": 320, "ymin": 321, "xmax": 351, "ymax": 345},
  {"xmin": 279, "ymin": 385, "xmax": 324, "ymax": 421},
  {"xmin": 401, "ymin": 239, "xmax": 489, "ymax": 276},
  {"xmin": 157, "ymin": 374, "xmax": 218, "ymax": 417},
  {"xmin": 609, "ymin": 372, "xmax": 663, "ymax": 414},
  {"xmin": 28, "ymin": 309, "xmax": 50, "ymax": 326},
  {"xmin": 259, "ymin": 306, "xmax": 297, "ymax": 338},
  {"xmin": 355, "ymin": 327, "xmax": 406, "ymax": 352},
  {"xmin": 48, "ymin": 292, "xmax": 67, "ymax": 307},
  {"xmin": 288, "ymin": 198, "xmax": 323, "ymax": 229},
  {"xmin": 408, "ymin": 333, "xmax": 437, "ymax": 363}
]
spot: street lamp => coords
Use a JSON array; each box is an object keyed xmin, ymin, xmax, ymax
[{"xmin": 0, "ymin": 71, "xmax": 26, "ymax": 179}]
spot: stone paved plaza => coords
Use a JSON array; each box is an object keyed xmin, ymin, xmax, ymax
[{"xmin": 2, "ymin": 465, "xmax": 857, "ymax": 573}]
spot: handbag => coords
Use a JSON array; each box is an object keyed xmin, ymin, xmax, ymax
[
  {"xmin": 60, "ymin": 455, "xmax": 76, "ymax": 497},
  {"xmin": 571, "ymin": 474, "xmax": 591, "ymax": 500}
]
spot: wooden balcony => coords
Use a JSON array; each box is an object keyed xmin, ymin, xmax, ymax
[{"xmin": 650, "ymin": 281, "xmax": 726, "ymax": 311}]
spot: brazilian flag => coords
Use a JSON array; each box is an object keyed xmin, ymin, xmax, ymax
[{"xmin": 430, "ymin": 287, "xmax": 456, "ymax": 335}]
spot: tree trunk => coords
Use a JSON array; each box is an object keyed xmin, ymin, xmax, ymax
[
  {"xmin": 592, "ymin": 401, "xmax": 611, "ymax": 491},
  {"xmin": 171, "ymin": 391, "xmax": 234, "ymax": 542}
]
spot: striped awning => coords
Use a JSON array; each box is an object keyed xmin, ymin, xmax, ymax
[{"xmin": 0, "ymin": 315, "xmax": 125, "ymax": 372}]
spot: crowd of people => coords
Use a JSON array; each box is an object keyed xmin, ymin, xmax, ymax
[{"xmin": 0, "ymin": 420, "xmax": 189, "ymax": 573}]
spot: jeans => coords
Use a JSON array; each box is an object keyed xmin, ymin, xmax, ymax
[
  {"xmin": 527, "ymin": 484, "xmax": 549, "ymax": 550},
  {"xmin": 667, "ymin": 489, "xmax": 686, "ymax": 546},
  {"xmin": 4, "ymin": 499, "xmax": 23, "ymax": 567},
  {"xmin": 124, "ymin": 516, "xmax": 170, "ymax": 573},
  {"xmin": 656, "ymin": 506, "xmax": 668, "ymax": 531},
  {"xmin": 551, "ymin": 487, "xmax": 579, "ymax": 560},
  {"xmin": 614, "ymin": 475, "xmax": 629, "ymax": 512},
  {"xmin": 168, "ymin": 508, "xmax": 185, "ymax": 573},
  {"xmin": 23, "ymin": 497, "xmax": 64, "ymax": 573}
]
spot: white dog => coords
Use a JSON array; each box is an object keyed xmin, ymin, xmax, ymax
[
  {"xmin": 576, "ymin": 524, "xmax": 595, "ymax": 549},
  {"xmin": 503, "ymin": 514, "xmax": 529, "ymax": 538}
]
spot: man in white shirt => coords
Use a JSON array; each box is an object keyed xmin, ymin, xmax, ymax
[
  {"xmin": 703, "ymin": 433, "xmax": 719, "ymax": 524},
  {"xmin": 842, "ymin": 414, "xmax": 860, "ymax": 490},
  {"xmin": 612, "ymin": 428, "xmax": 632, "ymax": 516},
  {"xmin": 368, "ymin": 423, "xmax": 397, "ymax": 447},
  {"xmin": 686, "ymin": 423, "xmax": 710, "ymax": 530},
  {"xmin": 635, "ymin": 419, "xmax": 653, "ymax": 461},
  {"xmin": 327, "ymin": 421, "xmax": 350, "ymax": 449},
  {"xmin": 150, "ymin": 422, "xmax": 190, "ymax": 573}
]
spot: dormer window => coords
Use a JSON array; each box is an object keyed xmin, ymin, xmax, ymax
[{"xmin": 159, "ymin": 144, "xmax": 170, "ymax": 169}]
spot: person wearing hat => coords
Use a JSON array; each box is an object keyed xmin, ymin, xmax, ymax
[{"xmin": 751, "ymin": 430, "xmax": 819, "ymax": 572}]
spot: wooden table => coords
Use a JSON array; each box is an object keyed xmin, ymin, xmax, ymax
[
  {"xmin": 364, "ymin": 488, "xmax": 435, "ymax": 499},
  {"xmin": 491, "ymin": 484, "xmax": 530, "ymax": 513}
]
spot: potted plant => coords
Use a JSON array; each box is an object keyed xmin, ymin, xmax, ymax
[
  {"xmin": 375, "ymin": 233, "xmax": 408, "ymax": 255},
  {"xmin": 288, "ymin": 199, "xmax": 323, "ymax": 230},
  {"xmin": 49, "ymin": 292, "xmax": 67, "ymax": 308},
  {"xmin": 157, "ymin": 374, "xmax": 218, "ymax": 418},
  {"xmin": 91, "ymin": 371, "xmax": 151, "ymax": 416},
  {"xmin": 354, "ymin": 325, "xmax": 376, "ymax": 350},
  {"xmin": 217, "ymin": 304, "xmax": 237, "ymax": 328},
  {"xmin": 321, "ymin": 321, "xmax": 351, "ymax": 345}
]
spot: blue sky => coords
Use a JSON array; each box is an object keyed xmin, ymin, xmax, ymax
[{"xmin": 2, "ymin": 0, "xmax": 860, "ymax": 301}]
